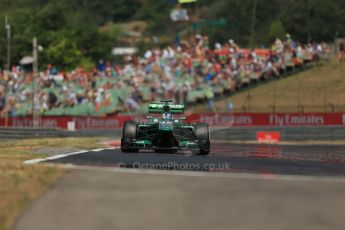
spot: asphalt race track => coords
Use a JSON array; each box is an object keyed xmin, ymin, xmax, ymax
[
  {"xmin": 16, "ymin": 142, "xmax": 345, "ymax": 230},
  {"xmin": 44, "ymin": 143, "xmax": 345, "ymax": 177}
]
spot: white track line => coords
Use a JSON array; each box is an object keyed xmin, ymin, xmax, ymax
[
  {"xmin": 24, "ymin": 148, "xmax": 119, "ymax": 165},
  {"xmin": 91, "ymin": 148, "xmax": 105, "ymax": 152},
  {"xmin": 105, "ymin": 147, "xmax": 118, "ymax": 150},
  {"xmin": 24, "ymin": 147, "xmax": 345, "ymax": 183}
]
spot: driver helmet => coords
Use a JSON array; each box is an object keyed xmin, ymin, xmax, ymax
[{"xmin": 163, "ymin": 113, "xmax": 173, "ymax": 120}]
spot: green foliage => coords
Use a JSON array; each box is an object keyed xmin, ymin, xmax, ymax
[
  {"xmin": 199, "ymin": 0, "xmax": 345, "ymax": 45},
  {"xmin": 134, "ymin": 0, "xmax": 171, "ymax": 33},
  {"xmin": 80, "ymin": 58, "xmax": 95, "ymax": 72},
  {"xmin": 1, "ymin": 0, "xmax": 345, "ymax": 70},
  {"xmin": 268, "ymin": 20, "xmax": 286, "ymax": 41},
  {"xmin": 46, "ymin": 38, "xmax": 82, "ymax": 70},
  {"xmin": 36, "ymin": 3, "xmax": 67, "ymax": 31}
]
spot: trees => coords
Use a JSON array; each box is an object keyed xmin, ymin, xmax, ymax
[
  {"xmin": 280, "ymin": 0, "xmax": 345, "ymax": 42},
  {"xmin": 1, "ymin": 0, "xmax": 345, "ymax": 70},
  {"xmin": 0, "ymin": 0, "xmax": 121, "ymax": 70},
  {"xmin": 268, "ymin": 20, "xmax": 286, "ymax": 42},
  {"xmin": 45, "ymin": 37, "xmax": 82, "ymax": 70},
  {"xmin": 198, "ymin": 0, "xmax": 345, "ymax": 45}
]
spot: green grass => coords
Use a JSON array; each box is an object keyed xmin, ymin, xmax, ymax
[
  {"xmin": 0, "ymin": 137, "xmax": 105, "ymax": 230},
  {"xmin": 192, "ymin": 61, "xmax": 345, "ymax": 113}
]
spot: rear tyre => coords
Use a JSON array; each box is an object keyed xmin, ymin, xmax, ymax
[
  {"xmin": 193, "ymin": 123, "xmax": 210, "ymax": 155},
  {"xmin": 121, "ymin": 121, "xmax": 139, "ymax": 153}
]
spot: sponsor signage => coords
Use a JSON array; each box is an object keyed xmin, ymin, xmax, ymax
[
  {"xmin": 1, "ymin": 113, "xmax": 345, "ymax": 130},
  {"xmin": 187, "ymin": 113, "xmax": 345, "ymax": 127},
  {"xmin": 0, "ymin": 116, "xmax": 132, "ymax": 130},
  {"xmin": 256, "ymin": 131, "xmax": 281, "ymax": 143}
]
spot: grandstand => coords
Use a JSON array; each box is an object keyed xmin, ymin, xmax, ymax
[{"xmin": 0, "ymin": 35, "xmax": 329, "ymax": 117}]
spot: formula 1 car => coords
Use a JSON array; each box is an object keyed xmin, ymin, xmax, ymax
[{"xmin": 121, "ymin": 100, "xmax": 210, "ymax": 155}]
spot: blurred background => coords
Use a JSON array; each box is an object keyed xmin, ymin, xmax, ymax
[
  {"xmin": 1, "ymin": 2, "xmax": 345, "ymax": 230},
  {"xmin": 0, "ymin": 0, "xmax": 344, "ymax": 122}
]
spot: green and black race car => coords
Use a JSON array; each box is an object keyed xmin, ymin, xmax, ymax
[{"xmin": 121, "ymin": 100, "xmax": 210, "ymax": 155}]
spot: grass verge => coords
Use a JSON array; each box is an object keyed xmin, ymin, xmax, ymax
[
  {"xmin": 0, "ymin": 137, "xmax": 105, "ymax": 230},
  {"xmin": 194, "ymin": 61, "xmax": 345, "ymax": 113}
]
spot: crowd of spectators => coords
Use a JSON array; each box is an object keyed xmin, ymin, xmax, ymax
[{"xmin": 0, "ymin": 33, "xmax": 330, "ymax": 116}]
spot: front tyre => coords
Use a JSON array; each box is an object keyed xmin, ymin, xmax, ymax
[
  {"xmin": 193, "ymin": 123, "xmax": 210, "ymax": 155},
  {"xmin": 121, "ymin": 121, "xmax": 139, "ymax": 153}
]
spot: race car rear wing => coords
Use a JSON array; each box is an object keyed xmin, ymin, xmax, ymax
[{"xmin": 148, "ymin": 103, "xmax": 185, "ymax": 114}]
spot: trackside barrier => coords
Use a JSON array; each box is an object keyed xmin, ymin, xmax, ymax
[
  {"xmin": 1, "ymin": 126, "xmax": 344, "ymax": 141},
  {"xmin": 187, "ymin": 113, "xmax": 345, "ymax": 127},
  {"xmin": 1, "ymin": 113, "xmax": 345, "ymax": 129},
  {"xmin": 256, "ymin": 131, "xmax": 281, "ymax": 143},
  {"xmin": 210, "ymin": 126, "xmax": 345, "ymax": 142},
  {"xmin": 0, "ymin": 127, "xmax": 123, "ymax": 139},
  {"xmin": 0, "ymin": 127, "xmax": 68, "ymax": 139},
  {"xmin": 1, "ymin": 113, "xmax": 345, "ymax": 141},
  {"xmin": 0, "ymin": 116, "xmax": 133, "ymax": 130}
]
